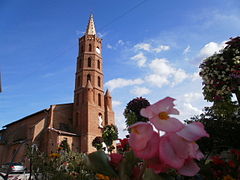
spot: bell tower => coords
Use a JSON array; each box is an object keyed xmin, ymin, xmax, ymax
[{"xmin": 73, "ymin": 15, "xmax": 115, "ymax": 153}]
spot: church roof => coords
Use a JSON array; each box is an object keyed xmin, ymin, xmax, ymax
[
  {"xmin": 2, "ymin": 103, "xmax": 73, "ymax": 128},
  {"xmin": 86, "ymin": 14, "xmax": 96, "ymax": 35},
  {"xmin": 3, "ymin": 108, "xmax": 49, "ymax": 128}
]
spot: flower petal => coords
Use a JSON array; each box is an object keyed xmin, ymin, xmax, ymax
[
  {"xmin": 159, "ymin": 135, "xmax": 184, "ymax": 169},
  {"xmin": 129, "ymin": 122, "xmax": 154, "ymax": 151},
  {"xmin": 176, "ymin": 122, "xmax": 209, "ymax": 141},
  {"xmin": 168, "ymin": 133, "xmax": 189, "ymax": 159},
  {"xmin": 150, "ymin": 97, "xmax": 176, "ymax": 114},
  {"xmin": 177, "ymin": 159, "xmax": 200, "ymax": 176},
  {"xmin": 140, "ymin": 108, "xmax": 155, "ymax": 119},
  {"xmin": 151, "ymin": 116, "xmax": 184, "ymax": 132},
  {"xmin": 135, "ymin": 132, "xmax": 160, "ymax": 160},
  {"xmin": 188, "ymin": 143, "xmax": 204, "ymax": 160},
  {"xmin": 168, "ymin": 107, "xmax": 179, "ymax": 115}
]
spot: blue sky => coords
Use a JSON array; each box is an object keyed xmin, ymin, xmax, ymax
[{"xmin": 0, "ymin": 0, "xmax": 239, "ymax": 137}]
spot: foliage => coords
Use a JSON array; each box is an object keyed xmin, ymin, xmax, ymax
[
  {"xmin": 59, "ymin": 139, "xmax": 70, "ymax": 152},
  {"xmin": 102, "ymin": 125, "xmax": 118, "ymax": 152},
  {"xmin": 199, "ymin": 37, "xmax": 240, "ymax": 106},
  {"xmin": 185, "ymin": 105, "xmax": 240, "ymax": 155},
  {"xmin": 26, "ymin": 144, "xmax": 96, "ymax": 180},
  {"xmin": 124, "ymin": 97, "xmax": 150, "ymax": 128},
  {"xmin": 200, "ymin": 149, "xmax": 240, "ymax": 179},
  {"xmin": 88, "ymin": 97, "xmax": 209, "ymax": 180},
  {"xmin": 92, "ymin": 136, "xmax": 104, "ymax": 151}
]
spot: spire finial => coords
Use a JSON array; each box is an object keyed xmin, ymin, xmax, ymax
[{"xmin": 86, "ymin": 14, "xmax": 96, "ymax": 35}]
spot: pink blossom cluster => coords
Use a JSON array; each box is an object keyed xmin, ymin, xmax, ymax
[{"xmin": 128, "ymin": 97, "xmax": 209, "ymax": 176}]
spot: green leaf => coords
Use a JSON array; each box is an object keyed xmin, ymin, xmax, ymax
[
  {"xmin": 87, "ymin": 151, "xmax": 117, "ymax": 177},
  {"xmin": 119, "ymin": 150, "xmax": 140, "ymax": 180},
  {"xmin": 143, "ymin": 168, "xmax": 174, "ymax": 180}
]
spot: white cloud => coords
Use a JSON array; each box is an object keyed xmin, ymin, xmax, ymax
[
  {"xmin": 107, "ymin": 44, "xmax": 113, "ymax": 49},
  {"xmin": 130, "ymin": 52, "xmax": 147, "ymax": 67},
  {"xmin": 183, "ymin": 103, "xmax": 202, "ymax": 115},
  {"xmin": 172, "ymin": 69, "xmax": 188, "ymax": 85},
  {"xmin": 152, "ymin": 45, "xmax": 170, "ymax": 53},
  {"xmin": 183, "ymin": 45, "xmax": 191, "ymax": 55},
  {"xmin": 112, "ymin": 100, "xmax": 122, "ymax": 107},
  {"xmin": 197, "ymin": 41, "xmax": 226, "ymax": 61},
  {"xmin": 118, "ymin": 40, "xmax": 125, "ymax": 46},
  {"xmin": 147, "ymin": 58, "xmax": 189, "ymax": 86},
  {"xmin": 134, "ymin": 43, "xmax": 151, "ymax": 51},
  {"xmin": 105, "ymin": 78, "xmax": 144, "ymax": 91},
  {"xmin": 145, "ymin": 74, "xmax": 169, "ymax": 88},
  {"xmin": 134, "ymin": 43, "xmax": 170, "ymax": 53},
  {"xmin": 191, "ymin": 71, "xmax": 201, "ymax": 81},
  {"xmin": 183, "ymin": 92, "xmax": 202, "ymax": 103},
  {"xmin": 181, "ymin": 103, "xmax": 202, "ymax": 119},
  {"xmin": 97, "ymin": 32, "xmax": 105, "ymax": 38},
  {"xmin": 149, "ymin": 58, "xmax": 173, "ymax": 76},
  {"xmin": 115, "ymin": 113, "xmax": 128, "ymax": 138},
  {"xmin": 130, "ymin": 86, "xmax": 151, "ymax": 96}
]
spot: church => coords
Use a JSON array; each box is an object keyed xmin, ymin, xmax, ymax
[{"xmin": 0, "ymin": 15, "xmax": 115, "ymax": 164}]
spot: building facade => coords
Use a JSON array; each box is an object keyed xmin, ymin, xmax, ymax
[{"xmin": 0, "ymin": 15, "xmax": 115, "ymax": 164}]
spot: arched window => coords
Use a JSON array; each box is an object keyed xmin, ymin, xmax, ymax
[
  {"xmin": 97, "ymin": 60, "xmax": 100, "ymax": 69},
  {"xmin": 98, "ymin": 93, "xmax": 101, "ymax": 106},
  {"xmin": 81, "ymin": 46, "xmax": 84, "ymax": 53},
  {"xmin": 79, "ymin": 58, "xmax": 82, "ymax": 68},
  {"xmin": 87, "ymin": 74, "xmax": 91, "ymax": 82},
  {"xmin": 88, "ymin": 57, "xmax": 91, "ymax": 67},
  {"xmin": 77, "ymin": 76, "xmax": 80, "ymax": 87},
  {"xmin": 76, "ymin": 94, "xmax": 79, "ymax": 106},
  {"xmin": 89, "ymin": 44, "xmax": 92, "ymax": 52},
  {"xmin": 98, "ymin": 76, "xmax": 101, "ymax": 87},
  {"xmin": 76, "ymin": 112, "xmax": 79, "ymax": 126}
]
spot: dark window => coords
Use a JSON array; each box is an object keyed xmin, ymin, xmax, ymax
[
  {"xmin": 98, "ymin": 93, "xmax": 101, "ymax": 106},
  {"xmin": 89, "ymin": 44, "xmax": 92, "ymax": 52},
  {"xmin": 87, "ymin": 74, "xmax": 91, "ymax": 82},
  {"xmin": 76, "ymin": 112, "xmax": 79, "ymax": 126},
  {"xmin": 88, "ymin": 57, "xmax": 91, "ymax": 67},
  {"xmin": 76, "ymin": 94, "xmax": 79, "ymax": 106},
  {"xmin": 77, "ymin": 76, "xmax": 80, "ymax": 87},
  {"xmin": 97, "ymin": 60, "xmax": 100, "ymax": 69},
  {"xmin": 98, "ymin": 76, "xmax": 101, "ymax": 87}
]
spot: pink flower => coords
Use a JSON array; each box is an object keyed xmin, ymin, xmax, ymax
[
  {"xmin": 134, "ymin": 131, "xmax": 160, "ymax": 160},
  {"xmin": 109, "ymin": 153, "xmax": 123, "ymax": 167},
  {"xmin": 146, "ymin": 157, "xmax": 169, "ymax": 173},
  {"xmin": 140, "ymin": 97, "xmax": 184, "ymax": 132},
  {"xmin": 129, "ymin": 122, "xmax": 154, "ymax": 152},
  {"xmin": 129, "ymin": 122, "xmax": 159, "ymax": 160},
  {"xmin": 176, "ymin": 122, "xmax": 210, "ymax": 141},
  {"xmin": 158, "ymin": 122, "xmax": 209, "ymax": 176}
]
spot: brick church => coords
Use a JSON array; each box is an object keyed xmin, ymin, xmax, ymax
[{"xmin": 0, "ymin": 15, "xmax": 115, "ymax": 164}]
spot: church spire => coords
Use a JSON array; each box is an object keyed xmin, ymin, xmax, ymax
[{"xmin": 86, "ymin": 14, "xmax": 96, "ymax": 35}]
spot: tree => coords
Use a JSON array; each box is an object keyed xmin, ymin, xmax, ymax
[
  {"xmin": 199, "ymin": 37, "xmax": 240, "ymax": 107},
  {"xmin": 102, "ymin": 125, "xmax": 118, "ymax": 153},
  {"xmin": 123, "ymin": 97, "xmax": 150, "ymax": 128},
  {"xmin": 185, "ymin": 105, "xmax": 240, "ymax": 156}
]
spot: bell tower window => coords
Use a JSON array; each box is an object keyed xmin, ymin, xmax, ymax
[
  {"xmin": 81, "ymin": 46, "xmax": 84, "ymax": 54},
  {"xmin": 98, "ymin": 76, "xmax": 101, "ymax": 87},
  {"xmin": 88, "ymin": 57, "xmax": 91, "ymax": 67},
  {"xmin": 97, "ymin": 60, "xmax": 100, "ymax": 69},
  {"xmin": 87, "ymin": 74, "xmax": 91, "ymax": 82},
  {"xmin": 98, "ymin": 93, "xmax": 101, "ymax": 106},
  {"xmin": 89, "ymin": 44, "xmax": 92, "ymax": 52}
]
